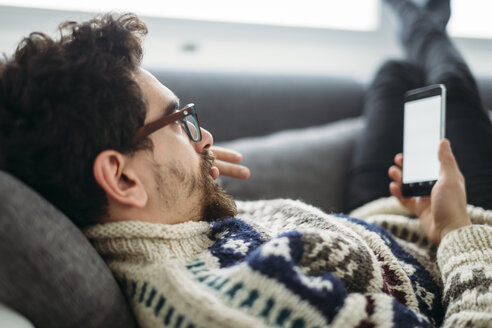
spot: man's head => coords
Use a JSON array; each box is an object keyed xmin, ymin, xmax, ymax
[{"xmin": 0, "ymin": 13, "xmax": 236, "ymax": 227}]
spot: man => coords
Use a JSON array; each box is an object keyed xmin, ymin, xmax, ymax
[
  {"xmin": 0, "ymin": 1, "xmax": 490, "ymax": 328},
  {"xmin": 0, "ymin": 14, "xmax": 248, "ymax": 228}
]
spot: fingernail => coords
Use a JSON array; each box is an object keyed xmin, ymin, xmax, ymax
[{"xmin": 240, "ymin": 167, "xmax": 249, "ymax": 177}]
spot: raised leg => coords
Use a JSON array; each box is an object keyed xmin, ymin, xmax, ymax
[
  {"xmin": 347, "ymin": 0, "xmax": 492, "ymax": 211},
  {"xmin": 346, "ymin": 60, "xmax": 425, "ymax": 211}
]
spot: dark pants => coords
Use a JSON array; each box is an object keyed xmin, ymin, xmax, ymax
[{"xmin": 346, "ymin": 16, "xmax": 492, "ymax": 211}]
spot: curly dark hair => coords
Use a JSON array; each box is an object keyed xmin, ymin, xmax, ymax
[{"xmin": 0, "ymin": 13, "xmax": 152, "ymax": 227}]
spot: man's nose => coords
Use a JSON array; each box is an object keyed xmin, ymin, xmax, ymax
[{"xmin": 194, "ymin": 127, "xmax": 213, "ymax": 153}]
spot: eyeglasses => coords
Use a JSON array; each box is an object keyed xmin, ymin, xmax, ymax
[{"xmin": 135, "ymin": 103, "xmax": 202, "ymax": 142}]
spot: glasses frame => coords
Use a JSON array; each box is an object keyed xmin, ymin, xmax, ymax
[{"xmin": 135, "ymin": 103, "xmax": 202, "ymax": 142}]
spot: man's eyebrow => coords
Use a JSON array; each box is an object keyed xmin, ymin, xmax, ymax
[{"xmin": 163, "ymin": 98, "xmax": 180, "ymax": 117}]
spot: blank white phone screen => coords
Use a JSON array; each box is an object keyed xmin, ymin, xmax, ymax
[{"xmin": 403, "ymin": 95, "xmax": 442, "ymax": 184}]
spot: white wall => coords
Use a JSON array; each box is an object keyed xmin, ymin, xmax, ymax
[{"xmin": 1, "ymin": 5, "xmax": 491, "ymax": 83}]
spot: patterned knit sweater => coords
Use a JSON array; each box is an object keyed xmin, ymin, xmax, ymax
[{"xmin": 84, "ymin": 197, "xmax": 492, "ymax": 328}]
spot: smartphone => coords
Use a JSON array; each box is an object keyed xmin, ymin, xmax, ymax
[{"xmin": 402, "ymin": 84, "xmax": 446, "ymax": 197}]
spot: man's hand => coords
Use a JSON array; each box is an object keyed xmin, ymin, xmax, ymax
[
  {"xmin": 211, "ymin": 146, "xmax": 251, "ymax": 180},
  {"xmin": 388, "ymin": 139, "xmax": 471, "ymax": 245}
]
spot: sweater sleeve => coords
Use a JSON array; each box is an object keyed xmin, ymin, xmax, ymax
[{"xmin": 437, "ymin": 225, "xmax": 492, "ymax": 327}]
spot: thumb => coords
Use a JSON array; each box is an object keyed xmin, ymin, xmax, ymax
[{"xmin": 438, "ymin": 139, "xmax": 458, "ymax": 174}]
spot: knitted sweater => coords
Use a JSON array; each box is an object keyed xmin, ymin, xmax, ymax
[{"xmin": 84, "ymin": 197, "xmax": 492, "ymax": 328}]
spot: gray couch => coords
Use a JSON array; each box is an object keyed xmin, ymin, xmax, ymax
[{"xmin": 1, "ymin": 68, "xmax": 491, "ymax": 327}]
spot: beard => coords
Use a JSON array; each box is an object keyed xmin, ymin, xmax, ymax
[
  {"xmin": 152, "ymin": 150, "xmax": 237, "ymax": 222},
  {"xmin": 198, "ymin": 151, "xmax": 237, "ymax": 221}
]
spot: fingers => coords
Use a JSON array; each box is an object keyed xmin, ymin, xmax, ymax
[
  {"xmin": 388, "ymin": 164, "xmax": 407, "ymax": 202},
  {"xmin": 389, "ymin": 180, "xmax": 417, "ymax": 209},
  {"xmin": 394, "ymin": 153, "xmax": 403, "ymax": 167},
  {"xmin": 388, "ymin": 153, "xmax": 418, "ymax": 210},
  {"xmin": 215, "ymin": 159, "xmax": 251, "ymax": 180},
  {"xmin": 211, "ymin": 146, "xmax": 250, "ymax": 179},
  {"xmin": 211, "ymin": 146, "xmax": 243, "ymax": 164},
  {"xmin": 388, "ymin": 165, "xmax": 402, "ymax": 184},
  {"xmin": 388, "ymin": 165, "xmax": 404, "ymax": 200},
  {"xmin": 389, "ymin": 181, "xmax": 404, "ymax": 200},
  {"xmin": 388, "ymin": 152, "xmax": 403, "ymax": 186},
  {"xmin": 210, "ymin": 166, "xmax": 220, "ymax": 180}
]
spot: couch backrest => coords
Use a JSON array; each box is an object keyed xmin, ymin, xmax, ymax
[
  {"xmin": 150, "ymin": 69, "xmax": 492, "ymax": 143},
  {"xmin": 0, "ymin": 170, "xmax": 136, "ymax": 328},
  {"xmin": 151, "ymin": 69, "xmax": 366, "ymax": 142}
]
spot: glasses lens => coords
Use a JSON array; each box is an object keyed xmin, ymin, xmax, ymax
[{"xmin": 183, "ymin": 114, "xmax": 201, "ymax": 141}]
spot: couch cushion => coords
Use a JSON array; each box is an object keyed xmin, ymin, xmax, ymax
[
  {"xmin": 0, "ymin": 170, "xmax": 136, "ymax": 328},
  {"xmin": 218, "ymin": 117, "xmax": 364, "ymax": 213}
]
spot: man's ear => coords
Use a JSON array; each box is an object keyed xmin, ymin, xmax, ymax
[{"xmin": 93, "ymin": 150, "xmax": 148, "ymax": 208}]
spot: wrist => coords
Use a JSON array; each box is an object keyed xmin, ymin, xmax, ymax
[{"xmin": 439, "ymin": 217, "xmax": 472, "ymax": 243}]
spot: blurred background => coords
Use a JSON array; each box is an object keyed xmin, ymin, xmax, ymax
[{"xmin": 0, "ymin": 0, "xmax": 491, "ymax": 83}]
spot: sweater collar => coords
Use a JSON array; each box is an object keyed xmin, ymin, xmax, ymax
[{"xmin": 84, "ymin": 220, "xmax": 213, "ymax": 261}]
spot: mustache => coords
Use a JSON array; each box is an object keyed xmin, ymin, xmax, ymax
[{"xmin": 201, "ymin": 150, "xmax": 216, "ymax": 172}]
